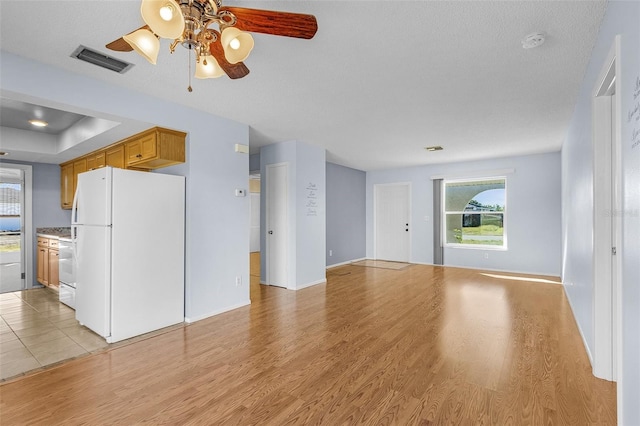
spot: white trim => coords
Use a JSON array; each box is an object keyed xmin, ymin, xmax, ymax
[
  {"xmin": 326, "ymin": 257, "xmax": 366, "ymax": 269},
  {"xmin": 0, "ymin": 163, "xmax": 33, "ymax": 290},
  {"xmin": 591, "ymin": 35, "xmax": 621, "ymax": 384},
  {"xmin": 611, "ymin": 35, "xmax": 623, "ymax": 419},
  {"xmin": 295, "ymin": 278, "xmax": 327, "ymax": 290},
  {"xmin": 431, "ymin": 262, "xmax": 562, "ymax": 280},
  {"xmin": 564, "ymin": 284, "xmax": 594, "ymax": 366},
  {"xmin": 265, "ymin": 162, "xmax": 289, "ymax": 288},
  {"xmin": 442, "ymin": 176, "xmax": 507, "ymax": 250},
  {"xmin": 184, "ymin": 299, "xmax": 251, "ymax": 323},
  {"xmin": 430, "ymin": 168, "xmax": 515, "ymax": 181}
]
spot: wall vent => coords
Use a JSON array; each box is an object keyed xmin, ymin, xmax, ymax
[{"xmin": 70, "ymin": 46, "xmax": 134, "ymax": 74}]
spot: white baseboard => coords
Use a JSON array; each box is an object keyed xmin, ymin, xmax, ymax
[
  {"xmin": 326, "ymin": 257, "xmax": 366, "ymax": 269},
  {"xmin": 293, "ymin": 278, "xmax": 327, "ymax": 290},
  {"xmin": 563, "ymin": 285, "xmax": 593, "ymax": 367},
  {"xmin": 185, "ymin": 299, "xmax": 251, "ymax": 324}
]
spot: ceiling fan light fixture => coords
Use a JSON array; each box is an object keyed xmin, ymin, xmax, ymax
[
  {"xmin": 195, "ymin": 55, "xmax": 225, "ymax": 79},
  {"xmin": 221, "ymin": 27, "xmax": 254, "ymax": 64},
  {"xmin": 141, "ymin": 0, "xmax": 185, "ymax": 39},
  {"xmin": 124, "ymin": 29, "xmax": 160, "ymax": 64}
]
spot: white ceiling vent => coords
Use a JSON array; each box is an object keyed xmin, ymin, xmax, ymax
[{"xmin": 71, "ymin": 46, "xmax": 134, "ymax": 73}]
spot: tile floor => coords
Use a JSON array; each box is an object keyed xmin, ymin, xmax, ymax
[{"xmin": 0, "ymin": 287, "xmax": 108, "ymax": 381}]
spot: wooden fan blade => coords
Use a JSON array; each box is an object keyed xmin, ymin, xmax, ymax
[
  {"xmin": 219, "ymin": 7, "xmax": 317, "ymax": 39},
  {"xmin": 105, "ymin": 25, "xmax": 150, "ymax": 52},
  {"xmin": 209, "ymin": 33, "xmax": 250, "ymax": 79}
]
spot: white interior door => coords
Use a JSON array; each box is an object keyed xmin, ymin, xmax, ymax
[
  {"xmin": 266, "ymin": 163, "xmax": 288, "ymax": 288},
  {"xmin": 374, "ymin": 183, "xmax": 410, "ymax": 262}
]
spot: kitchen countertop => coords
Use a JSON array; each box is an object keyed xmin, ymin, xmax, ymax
[{"xmin": 36, "ymin": 227, "xmax": 71, "ymax": 239}]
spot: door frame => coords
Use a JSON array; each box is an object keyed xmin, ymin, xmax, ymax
[
  {"xmin": 265, "ymin": 162, "xmax": 289, "ymax": 288},
  {"xmin": 0, "ymin": 163, "xmax": 33, "ymax": 290},
  {"xmin": 373, "ymin": 182, "xmax": 411, "ymax": 262},
  {"xmin": 591, "ymin": 35, "xmax": 622, "ymax": 391}
]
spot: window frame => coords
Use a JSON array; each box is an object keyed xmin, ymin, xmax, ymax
[{"xmin": 442, "ymin": 176, "xmax": 508, "ymax": 250}]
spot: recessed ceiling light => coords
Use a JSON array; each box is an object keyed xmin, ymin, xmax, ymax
[
  {"xmin": 29, "ymin": 119, "xmax": 49, "ymax": 127},
  {"xmin": 522, "ymin": 32, "xmax": 546, "ymax": 49},
  {"xmin": 425, "ymin": 146, "xmax": 443, "ymax": 152},
  {"xmin": 0, "ymin": 152, "xmax": 8, "ymax": 156}
]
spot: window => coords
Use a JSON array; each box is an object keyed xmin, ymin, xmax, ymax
[{"xmin": 443, "ymin": 177, "xmax": 506, "ymax": 249}]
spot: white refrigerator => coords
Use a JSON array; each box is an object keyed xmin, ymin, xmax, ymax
[{"xmin": 72, "ymin": 167, "xmax": 185, "ymax": 343}]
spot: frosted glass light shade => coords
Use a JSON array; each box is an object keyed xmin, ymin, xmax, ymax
[
  {"xmin": 220, "ymin": 27, "xmax": 254, "ymax": 64},
  {"xmin": 123, "ymin": 29, "xmax": 160, "ymax": 64},
  {"xmin": 141, "ymin": 0, "xmax": 185, "ymax": 39},
  {"xmin": 195, "ymin": 55, "xmax": 225, "ymax": 79}
]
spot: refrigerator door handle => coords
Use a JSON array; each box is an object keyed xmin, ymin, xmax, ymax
[
  {"xmin": 71, "ymin": 225, "xmax": 79, "ymax": 264},
  {"xmin": 71, "ymin": 178, "xmax": 81, "ymax": 225}
]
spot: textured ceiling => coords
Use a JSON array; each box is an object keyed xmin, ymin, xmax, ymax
[{"xmin": 0, "ymin": 1, "xmax": 608, "ymax": 171}]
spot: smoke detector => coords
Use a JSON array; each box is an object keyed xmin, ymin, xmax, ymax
[{"xmin": 522, "ymin": 32, "xmax": 546, "ymax": 49}]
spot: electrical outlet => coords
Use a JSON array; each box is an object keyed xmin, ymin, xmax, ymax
[
  {"xmin": 329, "ymin": 250, "xmax": 333, "ymax": 256},
  {"xmin": 484, "ymin": 253, "xmax": 489, "ymax": 259},
  {"xmin": 235, "ymin": 276, "xmax": 241, "ymax": 286}
]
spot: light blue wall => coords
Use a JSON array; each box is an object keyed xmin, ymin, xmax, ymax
[
  {"xmin": 561, "ymin": 1, "xmax": 640, "ymax": 423},
  {"xmin": 295, "ymin": 143, "xmax": 326, "ymax": 288},
  {"xmin": 1, "ymin": 160, "xmax": 71, "ymax": 286},
  {"xmin": 366, "ymin": 152, "xmax": 561, "ymax": 276},
  {"xmin": 260, "ymin": 141, "xmax": 326, "ymax": 290},
  {"xmin": 1, "ymin": 51, "xmax": 250, "ymax": 322},
  {"xmin": 326, "ymin": 162, "xmax": 366, "ymax": 266}
]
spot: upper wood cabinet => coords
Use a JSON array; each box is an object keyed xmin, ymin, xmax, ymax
[
  {"xmin": 106, "ymin": 145, "xmax": 125, "ymax": 169},
  {"xmin": 60, "ymin": 163, "xmax": 74, "ymax": 209},
  {"xmin": 72, "ymin": 158, "xmax": 87, "ymax": 193},
  {"xmin": 86, "ymin": 151, "xmax": 106, "ymax": 171},
  {"xmin": 124, "ymin": 128, "xmax": 185, "ymax": 169},
  {"xmin": 59, "ymin": 127, "xmax": 186, "ymax": 209}
]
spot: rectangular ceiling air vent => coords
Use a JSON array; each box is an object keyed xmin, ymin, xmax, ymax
[{"xmin": 71, "ymin": 45, "xmax": 134, "ymax": 74}]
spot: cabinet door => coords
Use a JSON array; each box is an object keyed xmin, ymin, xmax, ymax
[
  {"xmin": 125, "ymin": 133, "xmax": 157, "ymax": 166},
  {"xmin": 87, "ymin": 152, "xmax": 106, "ymax": 170},
  {"xmin": 106, "ymin": 145, "xmax": 125, "ymax": 169},
  {"xmin": 60, "ymin": 163, "xmax": 74, "ymax": 209},
  {"xmin": 37, "ymin": 247, "xmax": 49, "ymax": 285},
  {"xmin": 73, "ymin": 158, "xmax": 87, "ymax": 198},
  {"xmin": 95, "ymin": 151, "xmax": 106, "ymax": 168},
  {"xmin": 49, "ymin": 249, "xmax": 59, "ymax": 288},
  {"xmin": 86, "ymin": 155, "xmax": 96, "ymax": 171}
]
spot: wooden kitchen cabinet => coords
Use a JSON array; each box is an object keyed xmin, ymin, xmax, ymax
[
  {"xmin": 124, "ymin": 127, "xmax": 186, "ymax": 169},
  {"xmin": 36, "ymin": 236, "xmax": 59, "ymax": 288},
  {"xmin": 86, "ymin": 151, "xmax": 106, "ymax": 171},
  {"xmin": 37, "ymin": 244, "xmax": 49, "ymax": 285},
  {"xmin": 73, "ymin": 158, "xmax": 87, "ymax": 195},
  {"xmin": 106, "ymin": 145, "xmax": 125, "ymax": 168},
  {"xmin": 60, "ymin": 126, "xmax": 186, "ymax": 209},
  {"xmin": 60, "ymin": 163, "xmax": 74, "ymax": 209}
]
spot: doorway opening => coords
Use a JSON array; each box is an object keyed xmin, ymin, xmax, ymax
[
  {"xmin": 0, "ymin": 164, "xmax": 33, "ymax": 293},
  {"xmin": 591, "ymin": 36, "xmax": 621, "ymax": 384}
]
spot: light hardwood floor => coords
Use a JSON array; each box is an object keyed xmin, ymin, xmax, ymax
[{"xmin": 0, "ymin": 259, "xmax": 616, "ymax": 424}]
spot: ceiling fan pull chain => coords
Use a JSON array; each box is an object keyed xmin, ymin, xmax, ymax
[{"xmin": 188, "ymin": 47, "xmax": 193, "ymax": 92}]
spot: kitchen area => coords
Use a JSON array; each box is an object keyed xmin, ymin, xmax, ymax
[{"xmin": 1, "ymin": 126, "xmax": 188, "ymax": 382}]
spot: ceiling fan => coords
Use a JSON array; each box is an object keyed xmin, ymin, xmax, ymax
[{"xmin": 106, "ymin": 0, "xmax": 317, "ymax": 89}]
